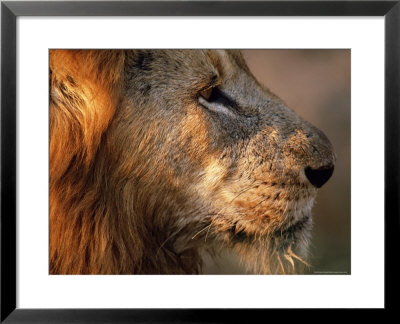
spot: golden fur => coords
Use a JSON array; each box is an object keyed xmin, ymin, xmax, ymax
[{"xmin": 50, "ymin": 50, "xmax": 335, "ymax": 274}]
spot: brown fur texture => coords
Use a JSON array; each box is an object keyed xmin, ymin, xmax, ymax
[{"xmin": 49, "ymin": 49, "xmax": 335, "ymax": 274}]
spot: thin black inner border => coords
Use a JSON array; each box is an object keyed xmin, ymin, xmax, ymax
[{"xmin": 1, "ymin": 1, "xmax": 399, "ymax": 322}]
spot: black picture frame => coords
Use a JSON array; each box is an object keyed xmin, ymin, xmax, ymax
[{"xmin": 1, "ymin": 0, "xmax": 398, "ymax": 321}]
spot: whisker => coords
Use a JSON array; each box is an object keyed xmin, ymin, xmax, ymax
[
  {"xmin": 204, "ymin": 220, "xmax": 214, "ymax": 243},
  {"xmin": 288, "ymin": 245, "xmax": 310, "ymax": 267},
  {"xmin": 156, "ymin": 229, "xmax": 181, "ymax": 258},
  {"xmin": 191, "ymin": 223, "xmax": 212, "ymax": 240},
  {"xmin": 228, "ymin": 184, "xmax": 260, "ymax": 204},
  {"xmin": 276, "ymin": 254, "xmax": 286, "ymax": 274},
  {"xmin": 284, "ymin": 254, "xmax": 295, "ymax": 270}
]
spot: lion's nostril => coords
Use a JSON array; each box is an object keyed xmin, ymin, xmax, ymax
[{"xmin": 304, "ymin": 165, "xmax": 334, "ymax": 188}]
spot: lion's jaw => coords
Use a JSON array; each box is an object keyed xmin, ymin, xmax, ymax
[{"xmin": 174, "ymin": 159, "xmax": 319, "ymax": 274}]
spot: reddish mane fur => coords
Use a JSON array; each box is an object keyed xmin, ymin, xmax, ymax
[{"xmin": 50, "ymin": 50, "xmax": 125, "ymax": 273}]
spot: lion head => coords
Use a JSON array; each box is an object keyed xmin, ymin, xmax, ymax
[{"xmin": 50, "ymin": 49, "xmax": 335, "ymax": 274}]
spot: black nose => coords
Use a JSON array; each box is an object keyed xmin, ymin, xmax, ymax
[{"xmin": 305, "ymin": 165, "xmax": 334, "ymax": 188}]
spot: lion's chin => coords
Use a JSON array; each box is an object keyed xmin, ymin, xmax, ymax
[{"xmin": 224, "ymin": 214, "xmax": 312, "ymax": 274}]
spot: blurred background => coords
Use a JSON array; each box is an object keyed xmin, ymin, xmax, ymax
[{"xmin": 203, "ymin": 49, "xmax": 351, "ymax": 274}]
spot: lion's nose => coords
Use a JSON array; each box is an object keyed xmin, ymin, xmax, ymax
[{"xmin": 304, "ymin": 165, "xmax": 334, "ymax": 188}]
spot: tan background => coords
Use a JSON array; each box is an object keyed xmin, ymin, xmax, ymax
[{"xmin": 204, "ymin": 49, "xmax": 351, "ymax": 274}]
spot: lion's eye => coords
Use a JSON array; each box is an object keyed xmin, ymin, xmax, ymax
[
  {"xmin": 198, "ymin": 86, "xmax": 238, "ymax": 117},
  {"xmin": 199, "ymin": 87, "xmax": 214, "ymax": 101}
]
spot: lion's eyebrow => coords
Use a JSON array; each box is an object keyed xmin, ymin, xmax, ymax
[{"xmin": 200, "ymin": 74, "xmax": 220, "ymax": 91}]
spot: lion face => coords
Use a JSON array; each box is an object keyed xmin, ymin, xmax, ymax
[
  {"xmin": 102, "ymin": 50, "xmax": 335, "ymax": 274},
  {"xmin": 50, "ymin": 49, "xmax": 335, "ymax": 274}
]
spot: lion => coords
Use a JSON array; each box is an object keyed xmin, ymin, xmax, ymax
[{"xmin": 49, "ymin": 49, "xmax": 335, "ymax": 274}]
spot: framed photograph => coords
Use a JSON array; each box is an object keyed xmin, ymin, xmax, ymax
[{"xmin": 1, "ymin": 0, "xmax": 398, "ymax": 321}]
